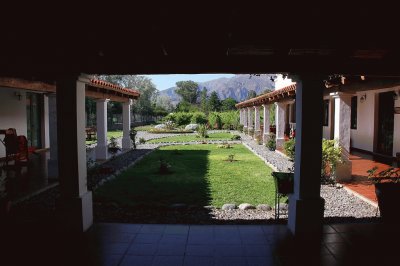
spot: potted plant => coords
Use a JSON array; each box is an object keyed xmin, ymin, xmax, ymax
[
  {"xmin": 266, "ymin": 133, "xmax": 276, "ymax": 151},
  {"xmin": 367, "ymin": 166, "xmax": 400, "ymax": 223}
]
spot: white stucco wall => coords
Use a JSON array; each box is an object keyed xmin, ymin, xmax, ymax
[
  {"xmin": 350, "ymin": 86, "xmax": 400, "ymax": 156},
  {"xmin": 0, "ymin": 87, "xmax": 28, "ymax": 157}
]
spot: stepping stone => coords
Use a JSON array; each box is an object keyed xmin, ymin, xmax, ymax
[
  {"xmin": 257, "ymin": 204, "xmax": 272, "ymax": 211},
  {"xmin": 222, "ymin": 204, "xmax": 236, "ymax": 210},
  {"xmin": 239, "ymin": 203, "xmax": 256, "ymax": 210}
]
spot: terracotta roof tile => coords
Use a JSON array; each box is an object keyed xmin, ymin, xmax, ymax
[
  {"xmin": 89, "ymin": 79, "xmax": 140, "ymax": 97},
  {"xmin": 235, "ymin": 83, "xmax": 296, "ymax": 108}
]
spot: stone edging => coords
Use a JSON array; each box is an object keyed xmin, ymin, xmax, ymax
[{"xmin": 342, "ymin": 185, "xmax": 379, "ymax": 208}]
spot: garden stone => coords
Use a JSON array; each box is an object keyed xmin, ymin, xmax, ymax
[
  {"xmin": 222, "ymin": 204, "xmax": 236, "ymax": 210},
  {"xmin": 155, "ymin": 124, "xmax": 166, "ymax": 129},
  {"xmin": 239, "ymin": 203, "xmax": 255, "ymax": 210},
  {"xmin": 185, "ymin": 124, "xmax": 198, "ymax": 130},
  {"xmin": 256, "ymin": 204, "xmax": 272, "ymax": 211},
  {"xmin": 275, "ymin": 203, "xmax": 288, "ymax": 211}
]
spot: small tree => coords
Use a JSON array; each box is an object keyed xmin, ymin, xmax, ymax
[{"xmin": 130, "ymin": 127, "xmax": 137, "ymax": 149}]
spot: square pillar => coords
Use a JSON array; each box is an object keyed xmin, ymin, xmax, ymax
[
  {"xmin": 47, "ymin": 93, "xmax": 58, "ymax": 178},
  {"xmin": 239, "ymin": 109, "xmax": 244, "ymax": 125},
  {"xmin": 243, "ymin": 108, "xmax": 248, "ymax": 129},
  {"xmin": 331, "ymin": 92, "xmax": 353, "ymax": 182},
  {"xmin": 254, "ymin": 106, "xmax": 261, "ymax": 139},
  {"xmin": 41, "ymin": 94, "xmax": 50, "ymax": 149},
  {"xmin": 262, "ymin": 104, "xmax": 270, "ymax": 144},
  {"xmin": 56, "ymin": 75, "xmax": 93, "ymax": 232},
  {"xmin": 276, "ymin": 102, "xmax": 286, "ymax": 149},
  {"xmin": 247, "ymin": 107, "xmax": 254, "ymax": 130},
  {"xmin": 122, "ymin": 99, "xmax": 132, "ymax": 150},
  {"xmin": 288, "ymin": 75, "xmax": 325, "ymax": 238},
  {"xmin": 95, "ymin": 99, "xmax": 109, "ymax": 160}
]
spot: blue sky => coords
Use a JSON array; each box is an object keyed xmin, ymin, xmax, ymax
[{"xmin": 144, "ymin": 74, "xmax": 235, "ymax": 91}]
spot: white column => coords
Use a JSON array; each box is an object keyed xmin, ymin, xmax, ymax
[
  {"xmin": 95, "ymin": 99, "xmax": 109, "ymax": 160},
  {"xmin": 56, "ymin": 76, "xmax": 93, "ymax": 232},
  {"xmin": 263, "ymin": 104, "xmax": 270, "ymax": 144},
  {"xmin": 288, "ymin": 75, "xmax": 324, "ymax": 237},
  {"xmin": 42, "ymin": 94, "xmax": 50, "ymax": 148},
  {"xmin": 331, "ymin": 92, "xmax": 353, "ymax": 182},
  {"xmin": 247, "ymin": 107, "xmax": 254, "ymax": 130},
  {"xmin": 243, "ymin": 108, "xmax": 248, "ymax": 129},
  {"xmin": 48, "ymin": 93, "xmax": 58, "ymax": 178},
  {"xmin": 276, "ymin": 102, "xmax": 286, "ymax": 149},
  {"xmin": 239, "ymin": 109, "xmax": 243, "ymax": 125},
  {"xmin": 122, "ymin": 99, "xmax": 132, "ymax": 149},
  {"xmin": 254, "ymin": 106, "xmax": 261, "ymax": 139}
]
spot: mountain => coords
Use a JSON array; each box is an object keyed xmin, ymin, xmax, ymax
[{"xmin": 158, "ymin": 74, "xmax": 275, "ymax": 105}]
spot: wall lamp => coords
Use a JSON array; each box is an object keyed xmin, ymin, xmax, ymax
[{"xmin": 360, "ymin": 93, "xmax": 367, "ymax": 103}]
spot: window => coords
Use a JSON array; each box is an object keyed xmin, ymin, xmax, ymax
[
  {"xmin": 351, "ymin": 96, "xmax": 358, "ymax": 129},
  {"xmin": 322, "ymin": 100, "xmax": 329, "ymax": 126}
]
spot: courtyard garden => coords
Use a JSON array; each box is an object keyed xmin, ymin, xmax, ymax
[
  {"xmin": 94, "ymin": 144, "xmax": 275, "ymax": 209},
  {"xmin": 147, "ymin": 132, "xmax": 235, "ymax": 143}
]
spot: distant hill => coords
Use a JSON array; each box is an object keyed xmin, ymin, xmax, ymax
[{"xmin": 158, "ymin": 74, "xmax": 275, "ymax": 105}]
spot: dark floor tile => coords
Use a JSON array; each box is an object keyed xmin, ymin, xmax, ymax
[
  {"xmin": 322, "ymin": 233, "xmax": 346, "ymax": 244},
  {"xmin": 99, "ymin": 254, "xmax": 123, "ymax": 266},
  {"xmin": 97, "ymin": 232, "xmax": 136, "ymax": 243},
  {"xmin": 244, "ymin": 244, "xmax": 273, "ymax": 257},
  {"xmin": 164, "ymin": 225, "xmax": 189, "ymax": 235},
  {"xmin": 322, "ymin": 225, "xmax": 337, "ymax": 234},
  {"xmin": 99, "ymin": 243, "xmax": 130, "ymax": 255},
  {"xmin": 215, "ymin": 245, "xmax": 245, "ymax": 257},
  {"xmin": 183, "ymin": 256, "xmax": 214, "ymax": 266},
  {"xmin": 185, "ymin": 245, "xmax": 215, "ymax": 256},
  {"xmin": 241, "ymin": 234, "xmax": 269, "ymax": 245},
  {"xmin": 157, "ymin": 244, "xmax": 186, "ymax": 256},
  {"xmin": 189, "ymin": 225, "xmax": 214, "ymax": 236},
  {"xmin": 127, "ymin": 243, "xmax": 158, "ymax": 256},
  {"xmin": 159, "ymin": 234, "xmax": 187, "ymax": 244},
  {"xmin": 120, "ymin": 255, "xmax": 153, "ymax": 266},
  {"xmin": 188, "ymin": 235, "xmax": 214, "ymax": 245},
  {"xmin": 96, "ymin": 223, "xmax": 142, "ymax": 234},
  {"xmin": 238, "ymin": 225, "xmax": 265, "ymax": 235},
  {"xmin": 215, "ymin": 257, "xmax": 247, "ymax": 266},
  {"xmin": 247, "ymin": 256, "xmax": 277, "ymax": 266},
  {"xmin": 133, "ymin": 233, "xmax": 162, "ymax": 244},
  {"xmin": 140, "ymin": 224, "xmax": 166, "ymax": 234},
  {"xmin": 152, "ymin": 256, "xmax": 183, "ymax": 266}
]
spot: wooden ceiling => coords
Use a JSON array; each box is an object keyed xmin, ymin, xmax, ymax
[{"xmin": 1, "ymin": 3, "xmax": 399, "ymax": 76}]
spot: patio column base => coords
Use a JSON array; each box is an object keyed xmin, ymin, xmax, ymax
[
  {"xmin": 96, "ymin": 145, "xmax": 108, "ymax": 160},
  {"xmin": 122, "ymin": 137, "xmax": 132, "ymax": 150},
  {"xmin": 56, "ymin": 191, "xmax": 93, "ymax": 232},
  {"xmin": 276, "ymin": 138, "xmax": 285, "ymax": 149},
  {"xmin": 288, "ymin": 196, "xmax": 325, "ymax": 237},
  {"xmin": 47, "ymin": 159, "xmax": 58, "ymax": 179}
]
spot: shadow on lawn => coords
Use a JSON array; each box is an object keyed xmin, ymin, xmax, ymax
[{"xmin": 94, "ymin": 149, "xmax": 218, "ymax": 222}]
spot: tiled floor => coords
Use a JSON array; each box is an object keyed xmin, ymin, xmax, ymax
[
  {"xmin": 3, "ymin": 221, "xmax": 400, "ymax": 265},
  {"xmin": 344, "ymin": 151, "xmax": 396, "ymax": 203}
]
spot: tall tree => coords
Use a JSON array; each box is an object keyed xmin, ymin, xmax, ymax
[
  {"xmin": 246, "ymin": 90, "xmax": 257, "ymax": 100},
  {"xmin": 208, "ymin": 91, "xmax": 221, "ymax": 111},
  {"xmin": 175, "ymin": 81, "xmax": 199, "ymax": 104},
  {"xmin": 200, "ymin": 87, "xmax": 208, "ymax": 113},
  {"xmin": 221, "ymin": 97, "xmax": 237, "ymax": 111}
]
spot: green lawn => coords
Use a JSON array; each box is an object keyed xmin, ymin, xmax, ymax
[
  {"xmin": 85, "ymin": 131, "xmax": 123, "ymax": 145},
  {"xmin": 147, "ymin": 132, "xmax": 233, "ymax": 143},
  {"xmin": 94, "ymin": 144, "xmax": 275, "ymax": 208}
]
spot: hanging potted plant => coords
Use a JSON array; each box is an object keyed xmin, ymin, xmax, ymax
[{"xmin": 367, "ymin": 166, "xmax": 400, "ymax": 223}]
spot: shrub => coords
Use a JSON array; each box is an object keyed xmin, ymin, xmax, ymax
[
  {"xmin": 237, "ymin": 124, "xmax": 244, "ymax": 132},
  {"xmin": 164, "ymin": 112, "xmax": 192, "ymax": 126},
  {"xmin": 219, "ymin": 111, "xmax": 240, "ymax": 129},
  {"xmin": 197, "ymin": 124, "xmax": 208, "ymax": 138},
  {"xmin": 208, "ymin": 112, "xmax": 222, "ymax": 129},
  {"xmin": 283, "ymin": 138, "xmax": 296, "ymax": 161},
  {"xmin": 321, "ymin": 139, "xmax": 342, "ymax": 182},
  {"xmin": 130, "ymin": 127, "xmax": 137, "ymax": 149},
  {"xmin": 191, "ymin": 112, "xmax": 208, "ymax": 124},
  {"xmin": 138, "ymin": 137, "xmax": 146, "ymax": 144},
  {"xmin": 164, "ymin": 120, "xmax": 175, "ymax": 130},
  {"xmin": 266, "ymin": 133, "xmax": 276, "ymax": 151},
  {"xmin": 231, "ymin": 134, "xmax": 241, "ymax": 140}
]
